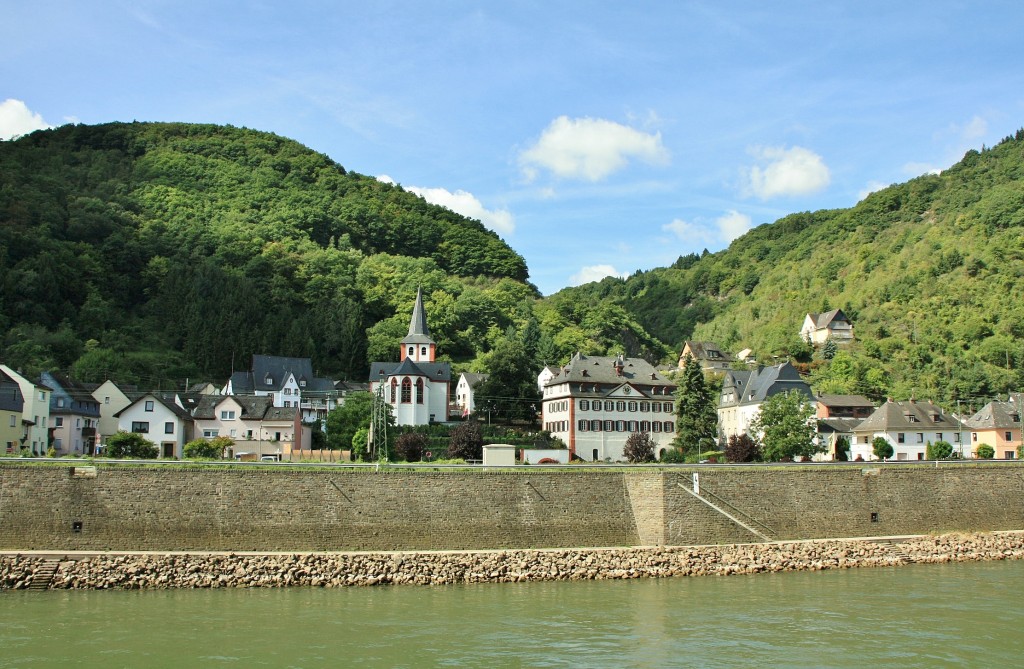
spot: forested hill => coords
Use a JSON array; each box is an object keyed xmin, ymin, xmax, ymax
[
  {"xmin": 555, "ymin": 130, "xmax": 1024, "ymax": 407},
  {"xmin": 0, "ymin": 122, "xmax": 533, "ymax": 383}
]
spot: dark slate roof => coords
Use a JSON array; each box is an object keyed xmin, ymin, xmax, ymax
[
  {"xmin": 115, "ymin": 393, "xmax": 194, "ymax": 422},
  {"xmin": 855, "ymin": 399, "xmax": 961, "ymax": 432},
  {"xmin": 401, "ymin": 287, "xmax": 434, "ymax": 346},
  {"xmin": 807, "ymin": 308, "xmax": 850, "ymax": 329},
  {"xmin": 264, "ymin": 406, "xmax": 299, "ymax": 421},
  {"xmin": 192, "ymin": 395, "xmax": 276, "ymax": 420},
  {"xmin": 371, "ymin": 360, "xmax": 452, "ymax": 383},
  {"xmin": 544, "ymin": 353, "xmax": 676, "ymax": 391},
  {"xmin": 0, "ymin": 370, "xmax": 24, "ymax": 413},
  {"xmin": 682, "ymin": 341, "xmax": 735, "ymax": 363},
  {"xmin": 335, "ymin": 380, "xmax": 370, "ymax": 393},
  {"xmin": 231, "ymin": 355, "xmax": 334, "ymax": 394},
  {"xmin": 720, "ymin": 362, "xmax": 812, "ymax": 407},
  {"xmin": 963, "ymin": 399, "xmax": 1023, "ymax": 430},
  {"xmin": 459, "ymin": 372, "xmax": 488, "ymax": 387},
  {"xmin": 815, "ymin": 393, "xmax": 875, "ymax": 409},
  {"xmin": 817, "ymin": 417, "xmax": 862, "ymax": 434},
  {"xmin": 41, "ymin": 371, "xmax": 100, "ymax": 416}
]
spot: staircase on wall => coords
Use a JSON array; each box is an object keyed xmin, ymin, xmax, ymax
[{"xmin": 678, "ymin": 480, "xmax": 776, "ymax": 542}]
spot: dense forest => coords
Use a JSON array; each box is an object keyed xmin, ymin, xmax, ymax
[
  {"xmin": 2, "ymin": 122, "xmax": 1023, "ymax": 411},
  {"xmin": 557, "ymin": 130, "xmax": 1024, "ymax": 409},
  {"xmin": 0, "ymin": 122, "xmax": 664, "ymax": 387}
]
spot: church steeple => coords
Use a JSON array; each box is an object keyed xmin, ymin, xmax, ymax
[{"xmin": 400, "ymin": 287, "xmax": 436, "ymax": 362}]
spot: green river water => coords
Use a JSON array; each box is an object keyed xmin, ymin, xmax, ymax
[{"xmin": 2, "ymin": 560, "xmax": 1022, "ymax": 668}]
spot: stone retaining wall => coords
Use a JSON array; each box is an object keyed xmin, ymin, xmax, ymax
[{"xmin": 3, "ymin": 532, "xmax": 1023, "ymax": 590}]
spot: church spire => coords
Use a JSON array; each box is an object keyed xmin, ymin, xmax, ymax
[
  {"xmin": 406, "ymin": 286, "xmax": 430, "ymax": 339},
  {"xmin": 401, "ymin": 287, "xmax": 436, "ymax": 362}
]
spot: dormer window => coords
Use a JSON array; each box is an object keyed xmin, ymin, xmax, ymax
[
  {"xmin": 265, "ymin": 375, "xmax": 273, "ymax": 385},
  {"xmin": 300, "ymin": 380, "xmax": 306, "ymax": 388}
]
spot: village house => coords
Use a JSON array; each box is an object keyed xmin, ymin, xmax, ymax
[
  {"xmin": 115, "ymin": 393, "xmax": 195, "ymax": 458},
  {"xmin": 815, "ymin": 393, "xmax": 875, "ymax": 419},
  {"xmin": 225, "ymin": 354, "xmax": 339, "ymax": 423},
  {"xmin": 963, "ymin": 396, "xmax": 1022, "ymax": 459},
  {"xmin": 455, "ymin": 372, "xmax": 488, "ymax": 417},
  {"xmin": 0, "ymin": 370, "xmax": 24, "ymax": 454},
  {"xmin": 718, "ymin": 361, "xmax": 814, "ymax": 442},
  {"xmin": 678, "ymin": 341, "xmax": 735, "ymax": 372},
  {"xmin": 369, "ymin": 288, "xmax": 452, "ymax": 426},
  {"xmin": 800, "ymin": 308, "xmax": 854, "ymax": 346},
  {"xmin": 41, "ymin": 371, "xmax": 100, "ymax": 456},
  {"xmin": 0, "ymin": 365, "xmax": 51, "ymax": 455},
  {"xmin": 542, "ymin": 353, "xmax": 677, "ymax": 462},
  {"xmin": 192, "ymin": 395, "xmax": 307, "ymax": 459},
  {"xmin": 851, "ymin": 398, "xmax": 963, "ymax": 460},
  {"xmin": 88, "ymin": 379, "xmax": 137, "ymax": 448}
]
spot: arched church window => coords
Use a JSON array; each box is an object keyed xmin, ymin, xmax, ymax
[
  {"xmin": 415, "ymin": 378, "xmax": 424, "ymax": 404},
  {"xmin": 389, "ymin": 378, "xmax": 397, "ymax": 403},
  {"xmin": 401, "ymin": 378, "xmax": 412, "ymax": 403}
]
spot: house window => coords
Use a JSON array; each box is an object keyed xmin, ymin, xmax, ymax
[
  {"xmin": 57, "ymin": 398, "xmax": 65, "ymax": 408},
  {"xmin": 265, "ymin": 376, "xmax": 273, "ymax": 385},
  {"xmin": 8, "ymin": 415, "xmax": 14, "ymax": 427},
  {"xmin": 936, "ymin": 433, "xmax": 942, "ymax": 442},
  {"xmin": 640, "ymin": 421, "xmax": 650, "ymax": 432},
  {"xmin": 421, "ymin": 346, "xmax": 427, "ymax": 356},
  {"xmin": 587, "ymin": 419, "xmax": 599, "ymax": 431},
  {"xmin": 972, "ymin": 432, "xmax": 978, "ymax": 442},
  {"xmin": 300, "ymin": 380, "xmax": 306, "ymax": 388},
  {"xmin": 54, "ymin": 417, "xmax": 64, "ymax": 427},
  {"xmin": 284, "ymin": 388, "xmax": 292, "ymax": 395},
  {"xmin": 954, "ymin": 433, "xmax": 961, "ymax": 442},
  {"xmin": 39, "ymin": 391, "xmax": 45, "ymax": 401},
  {"xmin": 416, "ymin": 378, "xmax": 424, "ymax": 404},
  {"xmin": 615, "ymin": 420, "xmax": 625, "ymax": 431},
  {"xmin": 616, "ymin": 401, "xmax": 626, "ymax": 412},
  {"xmin": 131, "ymin": 422, "xmax": 149, "ymax": 433},
  {"xmin": 145, "ymin": 400, "xmax": 154, "ymax": 412},
  {"xmin": 230, "ymin": 429, "xmax": 237, "ymax": 438},
  {"xmin": 221, "ymin": 410, "xmax": 236, "ymax": 420},
  {"xmin": 104, "ymin": 396, "xmax": 110, "ymax": 404},
  {"xmin": 580, "ymin": 400, "xmax": 590, "ymax": 411},
  {"xmin": 628, "ymin": 401, "xmax": 637, "ymax": 412},
  {"xmin": 1006, "ymin": 431, "xmax": 1013, "ymax": 441},
  {"xmin": 164, "ymin": 422, "xmax": 174, "ymax": 434},
  {"xmin": 401, "ymin": 378, "xmax": 412, "ymax": 403},
  {"xmin": 664, "ymin": 421, "xmax": 675, "ymax": 432},
  {"xmin": 897, "ymin": 433, "xmax": 905, "ymax": 444},
  {"xmin": 578, "ymin": 419, "xmax": 588, "ymax": 431},
  {"xmin": 604, "ymin": 401, "xmax": 614, "ymax": 411},
  {"xmin": 640, "ymin": 401, "xmax": 650, "ymax": 412},
  {"xmin": 408, "ymin": 346, "xmax": 414, "ymax": 357},
  {"xmin": 652, "ymin": 422, "xmax": 662, "ymax": 433},
  {"xmin": 665, "ymin": 402, "xmax": 675, "ymax": 413},
  {"xmin": 603, "ymin": 420, "xmax": 614, "ymax": 431},
  {"xmin": 75, "ymin": 418, "xmax": 81, "ymax": 428},
  {"xmin": 916, "ymin": 433, "xmax": 924, "ymax": 443},
  {"xmin": 203, "ymin": 429, "xmax": 219, "ymax": 438}
]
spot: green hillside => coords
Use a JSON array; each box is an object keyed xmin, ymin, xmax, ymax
[{"xmin": 557, "ymin": 130, "xmax": 1024, "ymax": 407}]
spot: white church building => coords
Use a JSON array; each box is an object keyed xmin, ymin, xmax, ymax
[{"xmin": 370, "ymin": 289, "xmax": 452, "ymax": 425}]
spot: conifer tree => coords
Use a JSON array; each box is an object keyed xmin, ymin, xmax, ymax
[{"xmin": 673, "ymin": 355, "xmax": 718, "ymax": 456}]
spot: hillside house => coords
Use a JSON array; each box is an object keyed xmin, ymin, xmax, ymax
[
  {"xmin": 800, "ymin": 309, "xmax": 854, "ymax": 346},
  {"xmin": 678, "ymin": 341, "xmax": 735, "ymax": 372},
  {"xmin": 963, "ymin": 396, "xmax": 1022, "ymax": 459},
  {"xmin": 192, "ymin": 395, "xmax": 307, "ymax": 459},
  {"xmin": 851, "ymin": 398, "xmax": 963, "ymax": 460},
  {"xmin": 718, "ymin": 361, "xmax": 814, "ymax": 441},
  {"xmin": 542, "ymin": 353, "xmax": 677, "ymax": 462}
]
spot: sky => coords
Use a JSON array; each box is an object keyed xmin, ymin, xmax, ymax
[{"xmin": 3, "ymin": 2, "xmax": 1024, "ymax": 295}]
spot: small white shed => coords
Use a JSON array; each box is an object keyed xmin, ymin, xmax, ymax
[{"xmin": 482, "ymin": 443, "xmax": 516, "ymax": 466}]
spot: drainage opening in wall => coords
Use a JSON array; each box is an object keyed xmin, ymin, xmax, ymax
[
  {"xmin": 71, "ymin": 521, "xmax": 83, "ymax": 533},
  {"xmin": 870, "ymin": 512, "xmax": 879, "ymax": 523}
]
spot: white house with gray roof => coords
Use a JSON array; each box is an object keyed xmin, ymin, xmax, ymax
[
  {"xmin": 542, "ymin": 353, "xmax": 677, "ymax": 462},
  {"xmin": 225, "ymin": 354, "xmax": 338, "ymax": 422},
  {"xmin": 370, "ymin": 288, "xmax": 452, "ymax": 426},
  {"xmin": 718, "ymin": 361, "xmax": 814, "ymax": 442},
  {"xmin": 851, "ymin": 398, "xmax": 963, "ymax": 460}
]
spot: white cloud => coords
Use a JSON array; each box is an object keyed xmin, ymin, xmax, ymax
[
  {"xmin": 376, "ymin": 174, "xmax": 396, "ymax": 184},
  {"xmin": 406, "ymin": 185, "xmax": 515, "ymax": 236},
  {"xmin": 744, "ymin": 145, "xmax": 831, "ymax": 199},
  {"xmin": 519, "ymin": 116, "xmax": 669, "ymax": 182},
  {"xmin": 716, "ymin": 210, "xmax": 752, "ymax": 242},
  {"xmin": 902, "ymin": 162, "xmax": 942, "ymax": 177},
  {"xmin": 0, "ymin": 99, "xmax": 52, "ymax": 140},
  {"xmin": 858, "ymin": 180, "xmax": 890, "ymax": 201},
  {"xmin": 663, "ymin": 210, "xmax": 752, "ymax": 246},
  {"xmin": 569, "ymin": 264, "xmax": 628, "ymax": 286}
]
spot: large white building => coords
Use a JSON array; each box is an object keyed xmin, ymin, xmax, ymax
[
  {"xmin": 370, "ymin": 289, "xmax": 452, "ymax": 426},
  {"xmin": 0, "ymin": 365, "xmax": 50, "ymax": 455},
  {"xmin": 718, "ymin": 362, "xmax": 813, "ymax": 442},
  {"xmin": 542, "ymin": 353, "xmax": 677, "ymax": 462}
]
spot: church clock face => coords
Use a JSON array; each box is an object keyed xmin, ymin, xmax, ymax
[{"xmin": 623, "ymin": 386, "xmax": 631, "ymax": 394}]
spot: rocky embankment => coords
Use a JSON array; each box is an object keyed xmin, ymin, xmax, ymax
[{"xmin": 3, "ymin": 532, "xmax": 1023, "ymax": 590}]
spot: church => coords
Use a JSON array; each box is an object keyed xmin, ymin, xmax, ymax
[{"xmin": 369, "ymin": 288, "xmax": 452, "ymax": 425}]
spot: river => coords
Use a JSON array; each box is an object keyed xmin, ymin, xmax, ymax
[{"xmin": 2, "ymin": 560, "xmax": 1021, "ymax": 668}]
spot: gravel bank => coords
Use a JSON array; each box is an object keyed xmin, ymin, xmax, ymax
[{"xmin": 3, "ymin": 532, "xmax": 1023, "ymax": 590}]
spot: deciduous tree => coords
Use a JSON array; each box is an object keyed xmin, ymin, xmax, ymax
[
  {"xmin": 623, "ymin": 432, "xmax": 656, "ymax": 463},
  {"xmin": 750, "ymin": 390, "xmax": 820, "ymax": 462}
]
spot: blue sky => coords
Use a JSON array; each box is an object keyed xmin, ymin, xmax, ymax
[{"xmin": 3, "ymin": 2, "xmax": 1024, "ymax": 295}]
